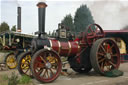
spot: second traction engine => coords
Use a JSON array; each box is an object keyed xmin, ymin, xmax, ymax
[{"xmin": 17, "ymin": 1, "xmax": 121, "ymax": 83}]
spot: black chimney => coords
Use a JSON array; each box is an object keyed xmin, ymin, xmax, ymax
[
  {"xmin": 37, "ymin": 2, "xmax": 47, "ymax": 35},
  {"xmin": 17, "ymin": 6, "xmax": 21, "ymax": 32}
]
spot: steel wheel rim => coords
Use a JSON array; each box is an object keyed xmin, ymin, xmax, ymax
[
  {"xmin": 33, "ymin": 50, "xmax": 62, "ymax": 83},
  {"xmin": 6, "ymin": 54, "xmax": 17, "ymax": 69},
  {"xmin": 21, "ymin": 54, "xmax": 32, "ymax": 76},
  {"xmin": 96, "ymin": 39, "xmax": 120, "ymax": 73}
]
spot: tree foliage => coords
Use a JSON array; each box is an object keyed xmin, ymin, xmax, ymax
[
  {"xmin": 0, "ymin": 22, "xmax": 10, "ymax": 32},
  {"xmin": 61, "ymin": 5, "xmax": 94, "ymax": 34},
  {"xmin": 61, "ymin": 14, "xmax": 74, "ymax": 32},
  {"xmin": 122, "ymin": 25, "xmax": 128, "ymax": 30},
  {"xmin": 74, "ymin": 5, "xmax": 94, "ymax": 33},
  {"xmin": 11, "ymin": 25, "xmax": 16, "ymax": 32}
]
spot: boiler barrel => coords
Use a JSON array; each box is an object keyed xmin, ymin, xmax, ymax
[{"xmin": 49, "ymin": 39, "xmax": 81, "ymax": 56}]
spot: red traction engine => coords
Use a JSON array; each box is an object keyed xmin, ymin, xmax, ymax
[{"xmin": 18, "ymin": 2, "xmax": 121, "ymax": 83}]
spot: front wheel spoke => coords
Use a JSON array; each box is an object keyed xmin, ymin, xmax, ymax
[
  {"xmin": 42, "ymin": 69, "xmax": 47, "ymax": 78},
  {"xmin": 37, "ymin": 68, "xmax": 44, "ymax": 75},
  {"xmin": 40, "ymin": 56, "xmax": 46, "ymax": 64},
  {"xmin": 51, "ymin": 63, "xmax": 58, "ymax": 67},
  {"xmin": 49, "ymin": 68, "xmax": 54, "ymax": 76},
  {"xmin": 46, "ymin": 69, "xmax": 50, "ymax": 78}
]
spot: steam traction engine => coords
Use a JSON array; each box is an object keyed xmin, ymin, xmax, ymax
[{"xmin": 17, "ymin": 2, "xmax": 120, "ymax": 83}]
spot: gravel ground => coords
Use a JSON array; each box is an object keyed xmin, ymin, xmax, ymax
[{"xmin": 0, "ymin": 63, "xmax": 128, "ymax": 85}]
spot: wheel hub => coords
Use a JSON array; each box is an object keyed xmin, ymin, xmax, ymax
[
  {"xmin": 45, "ymin": 62, "xmax": 51, "ymax": 69},
  {"xmin": 10, "ymin": 58, "xmax": 14, "ymax": 62},
  {"xmin": 105, "ymin": 53, "xmax": 111, "ymax": 60}
]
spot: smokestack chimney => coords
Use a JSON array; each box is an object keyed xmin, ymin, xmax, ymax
[
  {"xmin": 17, "ymin": 6, "xmax": 21, "ymax": 32},
  {"xmin": 37, "ymin": 2, "xmax": 47, "ymax": 34}
]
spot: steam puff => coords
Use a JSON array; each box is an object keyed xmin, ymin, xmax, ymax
[
  {"xmin": 14, "ymin": 0, "xmax": 20, "ymax": 6},
  {"xmin": 38, "ymin": 0, "xmax": 46, "ymax": 3},
  {"xmin": 89, "ymin": 0, "xmax": 128, "ymax": 30}
]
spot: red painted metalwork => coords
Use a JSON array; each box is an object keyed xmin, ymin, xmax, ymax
[
  {"xmin": 49, "ymin": 39, "xmax": 81, "ymax": 56},
  {"xmin": 31, "ymin": 49, "xmax": 62, "ymax": 83},
  {"xmin": 82, "ymin": 24, "xmax": 105, "ymax": 46}
]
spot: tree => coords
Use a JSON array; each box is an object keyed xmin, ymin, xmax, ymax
[
  {"xmin": 11, "ymin": 25, "xmax": 16, "ymax": 32},
  {"xmin": 0, "ymin": 22, "xmax": 10, "ymax": 32},
  {"xmin": 61, "ymin": 14, "xmax": 74, "ymax": 32},
  {"xmin": 122, "ymin": 25, "xmax": 128, "ymax": 30},
  {"xmin": 74, "ymin": 5, "xmax": 95, "ymax": 34}
]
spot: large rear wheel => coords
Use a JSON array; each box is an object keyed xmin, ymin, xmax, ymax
[
  {"xmin": 31, "ymin": 49, "xmax": 62, "ymax": 83},
  {"xmin": 90, "ymin": 38, "xmax": 120, "ymax": 75}
]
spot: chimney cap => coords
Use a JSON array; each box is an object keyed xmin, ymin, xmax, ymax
[
  {"xmin": 17, "ymin": 29, "xmax": 21, "ymax": 32},
  {"xmin": 37, "ymin": 2, "xmax": 47, "ymax": 8}
]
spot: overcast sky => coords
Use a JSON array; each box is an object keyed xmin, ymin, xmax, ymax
[{"xmin": 0, "ymin": 0, "xmax": 128, "ymax": 34}]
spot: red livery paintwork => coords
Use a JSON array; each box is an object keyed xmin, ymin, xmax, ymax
[{"xmin": 50, "ymin": 39, "xmax": 81, "ymax": 56}]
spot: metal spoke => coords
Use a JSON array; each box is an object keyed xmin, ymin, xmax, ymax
[
  {"xmin": 99, "ymin": 58, "xmax": 106, "ymax": 63},
  {"xmin": 37, "ymin": 68, "xmax": 44, "ymax": 75},
  {"xmin": 110, "ymin": 44, "xmax": 114, "ymax": 50},
  {"xmin": 105, "ymin": 62, "xmax": 110, "ymax": 71},
  {"xmin": 100, "ymin": 45, "xmax": 106, "ymax": 53},
  {"xmin": 21, "ymin": 64, "xmax": 28, "ymax": 69},
  {"xmin": 42, "ymin": 69, "xmax": 47, "ymax": 78},
  {"xmin": 95, "ymin": 27, "xmax": 98, "ymax": 32},
  {"xmin": 49, "ymin": 68, "xmax": 54, "ymax": 76},
  {"xmin": 97, "ymin": 52, "xmax": 105, "ymax": 56},
  {"xmin": 40, "ymin": 56, "xmax": 46, "ymax": 64},
  {"xmin": 46, "ymin": 69, "xmax": 50, "ymax": 78},
  {"xmin": 111, "ymin": 54, "xmax": 118, "ymax": 57},
  {"xmin": 24, "ymin": 68, "xmax": 29, "ymax": 73},
  {"xmin": 108, "ymin": 61, "xmax": 116, "ymax": 68},
  {"xmin": 89, "ymin": 27, "xmax": 94, "ymax": 33},
  {"xmin": 106, "ymin": 44, "xmax": 109, "ymax": 53},
  {"xmin": 101, "ymin": 62, "xmax": 104, "ymax": 71}
]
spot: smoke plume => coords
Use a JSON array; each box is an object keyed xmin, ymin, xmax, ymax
[{"xmin": 88, "ymin": 0, "xmax": 128, "ymax": 30}]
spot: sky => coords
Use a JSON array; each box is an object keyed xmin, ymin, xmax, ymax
[{"xmin": 0, "ymin": 0, "xmax": 128, "ymax": 34}]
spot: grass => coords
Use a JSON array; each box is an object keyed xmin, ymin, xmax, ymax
[
  {"xmin": 18, "ymin": 75, "xmax": 32, "ymax": 84},
  {"xmin": 0, "ymin": 72, "xmax": 32, "ymax": 85},
  {"xmin": 1, "ymin": 74, "xmax": 9, "ymax": 81},
  {"xmin": 8, "ymin": 72, "xmax": 19, "ymax": 85}
]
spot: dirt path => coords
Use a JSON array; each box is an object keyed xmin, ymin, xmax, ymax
[{"xmin": 0, "ymin": 63, "xmax": 127, "ymax": 85}]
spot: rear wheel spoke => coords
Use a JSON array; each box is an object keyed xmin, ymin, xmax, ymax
[
  {"xmin": 98, "ymin": 58, "xmax": 106, "ymax": 63},
  {"xmin": 108, "ymin": 61, "xmax": 116, "ymax": 68},
  {"xmin": 100, "ymin": 45, "xmax": 106, "ymax": 53},
  {"xmin": 97, "ymin": 52, "xmax": 105, "ymax": 56}
]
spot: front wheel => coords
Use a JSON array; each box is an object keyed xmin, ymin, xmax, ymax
[{"xmin": 31, "ymin": 49, "xmax": 62, "ymax": 83}]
